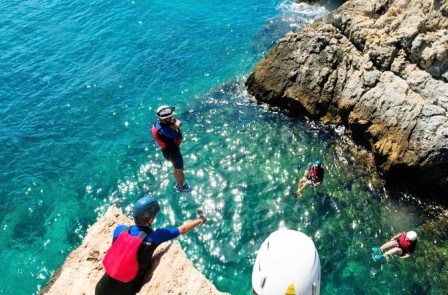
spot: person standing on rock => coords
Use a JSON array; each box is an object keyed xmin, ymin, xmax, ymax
[
  {"xmin": 151, "ymin": 105, "xmax": 192, "ymax": 193},
  {"xmin": 95, "ymin": 195, "xmax": 206, "ymax": 295},
  {"xmin": 372, "ymin": 231, "xmax": 418, "ymax": 261},
  {"xmin": 294, "ymin": 160, "xmax": 325, "ymax": 197}
]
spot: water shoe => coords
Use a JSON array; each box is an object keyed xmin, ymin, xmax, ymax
[
  {"xmin": 174, "ymin": 184, "xmax": 192, "ymax": 193},
  {"xmin": 374, "ymin": 254, "xmax": 384, "ymax": 261},
  {"xmin": 372, "ymin": 247, "xmax": 381, "ymax": 254}
]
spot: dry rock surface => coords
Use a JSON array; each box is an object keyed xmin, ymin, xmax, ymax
[
  {"xmin": 40, "ymin": 206, "xmax": 228, "ymax": 295},
  {"xmin": 246, "ymin": 0, "xmax": 448, "ymax": 198}
]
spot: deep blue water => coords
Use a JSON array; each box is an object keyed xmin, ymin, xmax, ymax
[{"xmin": 1, "ymin": 1, "xmax": 447, "ymax": 294}]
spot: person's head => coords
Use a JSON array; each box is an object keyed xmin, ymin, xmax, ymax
[
  {"xmin": 406, "ymin": 231, "xmax": 417, "ymax": 241},
  {"xmin": 314, "ymin": 160, "xmax": 323, "ymax": 168},
  {"xmin": 133, "ymin": 195, "xmax": 160, "ymax": 225},
  {"xmin": 156, "ymin": 105, "xmax": 175, "ymax": 123}
]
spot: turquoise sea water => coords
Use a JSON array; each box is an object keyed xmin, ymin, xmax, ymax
[{"xmin": 1, "ymin": 1, "xmax": 447, "ymax": 294}]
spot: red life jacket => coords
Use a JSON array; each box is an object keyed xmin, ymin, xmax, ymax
[
  {"xmin": 309, "ymin": 166, "xmax": 319, "ymax": 179},
  {"xmin": 152, "ymin": 124, "xmax": 166, "ymax": 149},
  {"xmin": 398, "ymin": 233, "xmax": 412, "ymax": 252},
  {"xmin": 151, "ymin": 122, "xmax": 183, "ymax": 149},
  {"xmin": 102, "ymin": 226, "xmax": 147, "ymax": 283}
]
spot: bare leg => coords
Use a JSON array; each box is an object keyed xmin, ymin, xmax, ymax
[
  {"xmin": 383, "ymin": 247, "xmax": 403, "ymax": 257},
  {"xmin": 174, "ymin": 168, "xmax": 184, "ymax": 188},
  {"xmin": 298, "ymin": 182, "xmax": 309, "ymax": 194},
  {"xmin": 380, "ymin": 240, "xmax": 398, "ymax": 252},
  {"xmin": 296, "ymin": 178, "xmax": 309, "ymax": 196}
]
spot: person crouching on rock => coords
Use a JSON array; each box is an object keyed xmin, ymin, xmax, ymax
[{"xmin": 95, "ymin": 195, "xmax": 206, "ymax": 295}]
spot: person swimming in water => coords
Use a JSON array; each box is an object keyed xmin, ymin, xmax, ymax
[
  {"xmin": 294, "ymin": 161, "xmax": 325, "ymax": 197},
  {"xmin": 372, "ymin": 231, "xmax": 418, "ymax": 261}
]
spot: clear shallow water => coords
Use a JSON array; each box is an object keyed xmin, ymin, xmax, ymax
[{"xmin": 0, "ymin": 1, "xmax": 447, "ymax": 294}]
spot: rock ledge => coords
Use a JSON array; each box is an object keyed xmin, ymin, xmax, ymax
[{"xmin": 40, "ymin": 206, "xmax": 228, "ymax": 295}]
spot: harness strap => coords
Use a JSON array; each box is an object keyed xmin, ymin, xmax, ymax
[{"xmin": 127, "ymin": 225, "xmax": 148, "ymax": 240}]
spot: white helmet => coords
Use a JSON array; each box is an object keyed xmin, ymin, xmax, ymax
[
  {"xmin": 252, "ymin": 229, "xmax": 321, "ymax": 295},
  {"xmin": 156, "ymin": 105, "xmax": 175, "ymax": 119},
  {"xmin": 406, "ymin": 231, "xmax": 417, "ymax": 241}
]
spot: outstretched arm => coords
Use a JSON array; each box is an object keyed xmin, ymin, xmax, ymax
[
  {"xmin": 399, "ymin": 253, "xmax": 410, "ymax": 259},
  {"xmin": 178, "ymin": 218, "xmax": 205, "ymax": 235}
]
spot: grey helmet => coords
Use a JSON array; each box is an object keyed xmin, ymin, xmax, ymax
[{"xmin": 133, "ymin": 195, "xmax": 160, "ymax": 219}]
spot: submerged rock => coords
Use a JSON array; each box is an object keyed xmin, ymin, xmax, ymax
[
  {"xmin": 246, "ymin": 0, "xmax": 448, "ymax": 199},
  {"xmin": 40, "ymin": 206, "xmax": 228, "ymax": 295}
]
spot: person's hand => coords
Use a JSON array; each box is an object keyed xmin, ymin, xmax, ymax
[
  {"xmin": 173, "ymin": 118, "xmax": 182, "ymax": 127},
  {"xmin": 199, "ymin": 215, "xmax": 207, "ymax": 224},
  {"xmin": 400, "ymin": 253, "xmax": 410, "ymax": 259},
  {"xmin": 197, "ymin": 209, "xmax": 207, "ymax": 224},
  {"xmin": 169, "ymin": 118, "xmax": 182, "ymax": 131}
]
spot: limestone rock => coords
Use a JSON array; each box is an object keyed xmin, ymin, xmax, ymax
[
  {"xmin": 246, "ymin": 0, "xmax": 448, "ymax": 197},
  {"xmin": 40, "ymin": 206, "xmax": 228, "ymax": 295}
]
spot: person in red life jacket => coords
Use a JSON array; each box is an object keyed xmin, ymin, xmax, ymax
[
  {"xmin": 95, "ymin": 195, "xmax": 206, "ymax": 295},
  {"xmin": 294, "ymin": 160, "xmax": 325, "ymax": 197},
  {"xmin": 372, "ymin": 231, "xmax": 418, "ymax": 261},
  {"xmin": 151, "ymin": 105, "xmax": 192, "ymax": 193}
]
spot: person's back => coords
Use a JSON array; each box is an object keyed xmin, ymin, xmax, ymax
[
  {"xmin": 397, "ymin": 232, "xmax": 417, "ymax": 255},
  {"xmin": 309, "ymin": 164, "xmax": 324, "ymax": 182}
]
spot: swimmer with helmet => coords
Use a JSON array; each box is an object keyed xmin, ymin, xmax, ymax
[
  {"xmin": 372, "ymin": 231, "xmax": 418, "ymax": 261},
  {"xmin": 295, "ymin": 160, "xmax": 325, "ymax": 197}
]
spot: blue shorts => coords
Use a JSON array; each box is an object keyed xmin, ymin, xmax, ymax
[{"xmin": 162, "ymin": 148, "xmax": 184, "ymax": 169}]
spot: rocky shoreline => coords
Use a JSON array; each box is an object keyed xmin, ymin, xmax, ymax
[
  {"xmin": 40, "ymin": 206, "xmax": 228, "ymax": 295},
  {"xmin": 246, "ymin": 0, "xmax": 448, "ymax": 200}
]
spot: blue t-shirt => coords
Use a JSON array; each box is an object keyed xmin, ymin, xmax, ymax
[{"xmin": 113, "ymin": 224, "xmax": 180, "ymax": 244}]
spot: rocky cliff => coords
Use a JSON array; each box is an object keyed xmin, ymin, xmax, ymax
[
  {"xmin": 40, "ymin": 206, "xmax": 228, "ymax": 295},
  {"xmin": 246, "ymin": 0, "xmax": 448, "ymax": 199}
]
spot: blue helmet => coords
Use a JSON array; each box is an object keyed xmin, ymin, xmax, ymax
[
  {"xmin": 133, "ymin": 195, "xmax": 160, "ymax": 218},
  {"xmin": 314, "ymin": 160, "xmax": 322, "ymax": 167}
]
